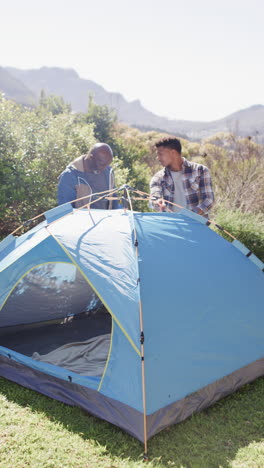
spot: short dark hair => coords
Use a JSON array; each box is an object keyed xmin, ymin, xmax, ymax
[{"xmin": 155, "ymin": 137, "xmax": 182, "ymax": 154}]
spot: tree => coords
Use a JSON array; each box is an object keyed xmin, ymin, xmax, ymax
[
  {"xmin": 39, "ymin": 90, "xmax": 71, "ymax": 115},
  {"xmin": 199, "ymin": 133, "xmax": 264, "ymax": 213},
  {"xmin": 0, "ymin": 94, "xmax": 95, "ymax": 237},
  {"xmin": 85, "ymin": 95, "xmax": 117, "ymax": 143}
]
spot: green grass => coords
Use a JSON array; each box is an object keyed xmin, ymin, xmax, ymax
[{"xmin": 0, "ymin": 377, "xmax": 263, "ymax": 467}]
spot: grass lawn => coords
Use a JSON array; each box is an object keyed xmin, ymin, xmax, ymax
[{"xmin": 0, "ymin": 376, "xmax": 263, "ymax": 468}]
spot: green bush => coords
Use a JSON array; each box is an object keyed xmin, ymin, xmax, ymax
[
  {"xmin": 0, "ymin": 94, "xmax": 95, "ymax": 237},
  {"xmin": 213, "ymin": 208, "xmax": 264, "ymax": 262}
]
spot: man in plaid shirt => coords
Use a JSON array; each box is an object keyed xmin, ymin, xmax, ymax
[{"xmin": 150, "ymin": 137, "xmax": 214, "ymax": 216}]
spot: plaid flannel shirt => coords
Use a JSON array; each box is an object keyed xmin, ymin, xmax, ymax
[{"xmin": 150, "ymin": 158, "xmax": 214, "ymax": 214}]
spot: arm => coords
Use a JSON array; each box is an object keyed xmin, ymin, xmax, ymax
[
  {"xmin": 150, "ymin": 173, "xmax": 166, "ymax": 211},
  {"xmin": 195, "ymin": 167, "xmax": 215, "ymax": 214},
  {"xmin": 57, "ymin": 171, "xmax": 77, "ymax": 206},
  {"xmin": 109, "ymin": 168, "xmax": 119, "ymax": 209},
  {"xmin": 111, "ymin": 194, "xmax": 119, "ymax": 210}
]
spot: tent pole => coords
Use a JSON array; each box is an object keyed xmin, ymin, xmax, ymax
[
  {"xmin": 124, "ymin": 187, "xmax": 148, "ymax": 459},
  {"xmin": 139, "ymin": 298, "xmax": 148, "ymax": 459}
]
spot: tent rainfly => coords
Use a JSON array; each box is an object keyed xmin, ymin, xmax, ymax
[{"xmin": 0, "ymin": 198, "xmax": 263, "ymax": 456}]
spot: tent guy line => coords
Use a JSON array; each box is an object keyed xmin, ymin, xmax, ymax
[{"xmin": 10, "ymin": 185, "xmax": 236, "ymax": 241}]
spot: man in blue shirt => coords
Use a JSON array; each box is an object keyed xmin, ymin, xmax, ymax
[{"xmin": 58, "ymin": 143, "xmax": 118, "ymax": 209}]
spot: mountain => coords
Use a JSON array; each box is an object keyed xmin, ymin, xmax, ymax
[
  {"xmin": 2, "ymin": 66, "xmax": 264, "ymax": 142},
  {"xmin": 183, "ymin": 105, "xmax": 264, "ymax": 140},
  {"xmin": 0, "ymin": 67, "xmax": 36, "ymax": 106},
  {"xmin": 6, "ymin": 66, "xmax": 177, "ymax": 132}
]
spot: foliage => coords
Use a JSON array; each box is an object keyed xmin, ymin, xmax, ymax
[
  {"xmin": 198, "ymin": 133, "xmax": 264, "ymax": 213},
  {"xmin": 110, "ymin": 127, "xmax": 152, "ymax": 211},
  {"xmin": 86, "ymin": 95, "xmax": 117, "ymax": 143},
  {"xmin": 112, "ymin": 123, "xmax": 167, "ymax": 177},
  {"xmin": 0, "ymin": 93, "xmax": 95, "ymax": 237},
  {"xmin": 213, "ymin": 207, "xmax": 264, "ymax": 262},
  {"xmin": 0, "ymin": 376, "xmax": 263, "ymax": 467},
  {"xmin": 39, "ymin": 90, "xmax": 72, "ymax": 115}
]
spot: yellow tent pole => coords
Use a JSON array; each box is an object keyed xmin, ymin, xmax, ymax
[
  {"xmin": 9, "ymin": 188, "xmax": 119, "ymax": 237},
  {"xmin": 125, "ymin": 187, "xmax": 148, "ymax": 459}
]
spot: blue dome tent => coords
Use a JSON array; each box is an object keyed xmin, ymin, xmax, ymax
[{"xmin": 0, "ymin": 188, "xmax": 263, "ymax": 456}]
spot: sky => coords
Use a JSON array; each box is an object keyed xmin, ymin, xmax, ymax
[{"xmin": 1, "ymin": 0, "xmax": 264, "ymax": 121}]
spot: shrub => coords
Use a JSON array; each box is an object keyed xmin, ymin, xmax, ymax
[{"xmin": 213, "ymin": 208, "xmax": 264, "ymax": 262}]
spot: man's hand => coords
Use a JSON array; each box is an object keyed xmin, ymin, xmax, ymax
[
  {"xmin": 194, "ymin": 207, "xmax": 208, "ymax": 217},
  {"xmin": 155, "ymin": 198, "xmax": 167, "ymax": 212},
  {"xmin": 195, "ymin": 208, "xmax": 204, "ymax": 215}
]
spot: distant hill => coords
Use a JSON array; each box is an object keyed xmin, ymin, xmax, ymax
[
  {"xmin": 0, "ymin": 67, "xmax": 36, "ymax": 106},
  {"xmin": 184, "ymin": 104, "xmax": 264, "ymax": 141},
  {"xmin": 1, "ymin": 66, "xmax": 264, "ymax": 142}
]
